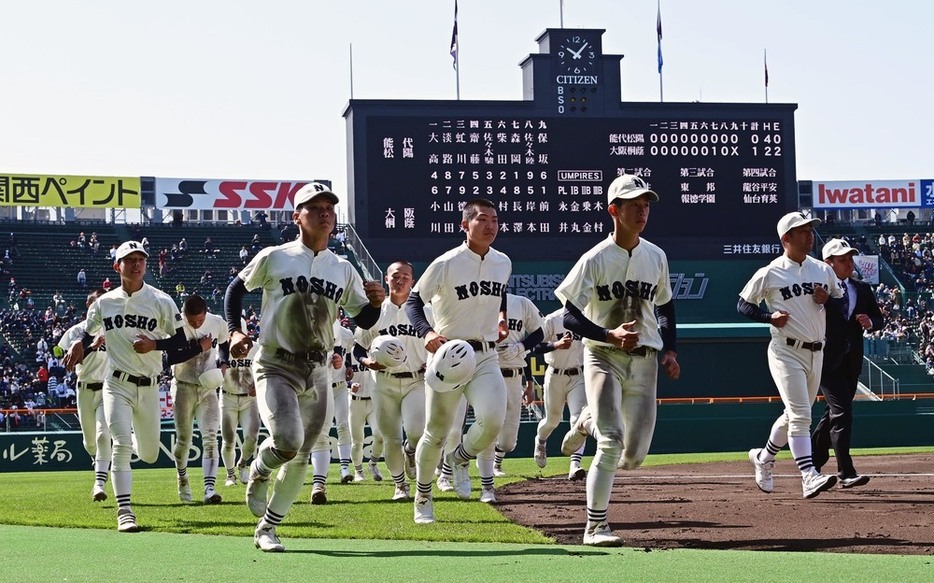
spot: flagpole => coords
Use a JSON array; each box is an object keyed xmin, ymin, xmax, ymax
[
  {"xmin": 349, "ymin": 43, "xmax": 354, "ymax": 100},
  {"xmin": 657, "ymin": 0, "xmax": 664, "ymax": 102},
  {"xmin": 764, "ymin": 48, "xmax": 769, "ymax": 103},
  {"xmin": 451, "ymin": 0, "xmax": 460, "ymax": 100},
  {"xmin": 559, "ymin": 0, "xmax": 564, "ymax": 28}
]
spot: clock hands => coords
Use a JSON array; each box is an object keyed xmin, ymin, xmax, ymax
[{"xmin": 567, "ymin": 40, "xmax": 589, "ymax": 60}]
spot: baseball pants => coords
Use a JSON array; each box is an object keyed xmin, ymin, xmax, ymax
[
  {"xmin": 349, "ymin": 393, "xmax": 381, "ymax": 467},
  {"xmin": 219, "ymin": 390, "xmax": 260, "ymax": 471},
  {"xmin": 492, "ymin": 372, "xmax": 524, "ymax": 454},
  {"xmin": 171, "ymin": 380, "xmax": 220, "ymax": 467},
  {"xmin": 371, "ymin": 371, "xmax": 426, "ymax": 481},
  {"xmin": 536, "ymin": 367, "xmax": 587, "ymax": 442},
  {"xmin": 76, "ymin": 383, "xmax": 111, "ymax": 462},
  {"xmin": 104, "ymin": 375, "xmax": 161, "ymax": 471},
  {"xmin": 767, "ymin": 340, "xmax": 823, "ymax": 438}
]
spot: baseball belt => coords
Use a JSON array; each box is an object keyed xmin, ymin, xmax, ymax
[
  {"xmin": 78, "ymin": 381, "xmax": 104, "ymax": 391},
  {"xmin": 466, "ymin": 340, "xmax": 496, "ymax": 352},
  {"xmin": 112, "ymin": 370, "xmax": 155, "ymax": 387},
  {"xmin": 222, "ymin": 389, "xmax": 250, "ymax": 396},
  {"xmin": 351, "ymin": 394, "xmax": 371, "ymax": 401},
  {"xmin": 274, "ymin": 347, "xmax": 327, "ymax": 365},
  {"xmin": 785, "ymin": 338, "xmax": 823, "ymax": 351},
  {"xmin": 549, "ymin": 366, "xmax": 582, "ymax": 376},
  {"xmin": 627, "ymin": 346, "xmax": 657, "ymax": 358},
  {"xmin": 378, "ymin": 370, "xmax": 423, "ymax": 379},
  {"xmin": 500, "ymin": 368, "xmax": 522, "ymax": 378}
]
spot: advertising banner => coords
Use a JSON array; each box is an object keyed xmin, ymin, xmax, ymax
[
  {"xmin": 0, "ymin": 174, "xmax": 140, "ymax": 208},
  {"xmin": 155, "ymin": 178, "xmax": 314, "ymax": 211},
  {"xmin": 813, "ymin": 180, "xmax": 919, "ymax": 209}
]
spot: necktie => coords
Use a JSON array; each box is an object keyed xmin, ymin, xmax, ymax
[{"xmin": 840, "ymin": 280, "xmax": 849, "ymax": 319}]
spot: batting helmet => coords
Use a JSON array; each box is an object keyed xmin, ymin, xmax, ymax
[
  {"xmin": 370, "ymin": 335, "xmax": 407, "ymax": 368},
  {"xmin": 199, "ymin": 368, "xmax": 224, "ymax": 390},
  {"xmin": 425, "ymin": 339, "xmax": 476, "ymax": 393}
]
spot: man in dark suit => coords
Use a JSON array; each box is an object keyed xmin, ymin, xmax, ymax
[{"xmin": 812, "ymin": 238, "xmax": 884, "ymax": 487}]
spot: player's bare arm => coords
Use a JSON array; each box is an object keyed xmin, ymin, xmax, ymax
[
  {"xmin": 661, "ymin": 350, "xmax": 680, "ymax": 380},
  {"xmin": 423, "ymin": 331, "xmax": 448, "ymax": 354}
]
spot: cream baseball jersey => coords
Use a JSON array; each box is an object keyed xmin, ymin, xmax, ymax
[
  {"xmin": 354, "ymin": 299, "xmax": 430, "ymax": 374},
  {"xmin": 223, "ymin": 343, "xmax": 258, "ymax": 395},
  {"xmin": 739, "ymin": 254, "xmax": 841, "ymax": 343},
  {"xmin": 58, "ymin": 320, "xmax": 107, "ymax": 382},
  {"xmin": 84, "ymin": 284, "xmax": 181, "ymax": 378},
  {"xmin": 172, "ymin": 312, "xmax": 229, "ymax": 384},
  {"xmin": 555, "ymin": 236, "xmax": 672, "ymax": 351},
  {"xmin": 238, "ymin": 240, "xmax": 371, "ymax": 354},
  {"xmin": 413, "ymin": 242, "xmax": 511, "ymax": 342},
  {"xmin": 540, "ymin": 308, "xmax": 584, "ymax": 370},
  {"xmin": 498, "ymin": 294, "xmax": 544, "ymax": 369}
]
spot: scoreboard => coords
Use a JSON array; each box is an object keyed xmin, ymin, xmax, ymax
[{"xmin": 347, "ymin": 103, "xmax": 797, "ymax": 263}]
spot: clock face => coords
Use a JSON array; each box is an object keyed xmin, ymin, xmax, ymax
[{"xmin": 558, "ymin": 35, "xmax": 596, "ymax": 74}]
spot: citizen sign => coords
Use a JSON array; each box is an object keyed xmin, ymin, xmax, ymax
[{"xmin": 155, "ymin": 178, "xmax": 312, "ymax": 211}]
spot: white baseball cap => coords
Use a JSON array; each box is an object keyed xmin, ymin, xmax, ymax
[
  {"xmin": 370, "ymin": 335, "xmax": 407, "ymax": 368},
  {"xmin": 115, "ymin": 240, "xmax": 148, "ymax": 261},
  {"xmin": 198, "ymin": 368, "xmax": 224, "ymax": 390},
  {"xmin": 293, "ymin": 182, "xmax": 339, "ymax": 208},
  {"xmin": 425, "ymin": 340, "xmax": 476, "ymax": 393},
  {"xmin": 607, "ymin": 174, "xmax": 659, "ymax": 205},
  {"xmin": 822, "ymin": 238, "xmax": 859, "ymax": 260},
  {"xmin": 777, "ymin": 211, "xmax": 821, "ymax": 238}
]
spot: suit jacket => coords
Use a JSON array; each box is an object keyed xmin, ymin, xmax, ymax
[{"xmin": 821, "ymin": 278, "xmax": 884, "ymax": 380}]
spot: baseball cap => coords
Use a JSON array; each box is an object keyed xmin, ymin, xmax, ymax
[
  {"xmin": 115, "ymin": 240, "xmax": 148, "ymax": 261},
  {"xmin": 293, "ymin": 182, "xmax": 339, "ymax": 208},
  {"xmin": 822, "ymin": 238, "xmax": 859, "ymax": 260},
  {"xmin": 607, "ymin": 174, "xmax": 659, "ymax": 204},
  {"xmin": 425, "ymin": 339, "xmax": 476, "ymax": 393},
  {"xmin": 776, "ymin": 211, "xmax": 821, "ymax": 238}
]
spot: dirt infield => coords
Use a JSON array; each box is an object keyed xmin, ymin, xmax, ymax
[{"xmin": 497, "ymin": 453, "xmax": 934, "ymax": 554}]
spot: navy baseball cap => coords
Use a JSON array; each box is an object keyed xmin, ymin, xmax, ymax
[{"xmin": 293, "ymin": 183, "xmax": 339, "ymax": 208}]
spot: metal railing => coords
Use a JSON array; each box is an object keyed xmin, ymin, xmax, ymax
[
  {"xmin": 861, "ymin": 356, "xmax": 900, "ymax": 399},
  {"xmin": 342, "ymin": 223, "xmax": 381, "ymax": 282}
]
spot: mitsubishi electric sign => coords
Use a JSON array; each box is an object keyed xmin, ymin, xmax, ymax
[{"xmin": 812, "ymin": 179, "xmax": 920, "ymax": 209}]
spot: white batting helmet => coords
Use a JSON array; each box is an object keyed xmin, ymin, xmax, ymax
[
  {"xmin": 199, "ymin": 368, "xmax": 224, "ymax": 390},
  {"xmin": 370, "ymin": 335, "xmax": 407, "ymax": 368},
  {"xmin": 425, "ymin": 340, "xmax": 476, "ymax": 393}
]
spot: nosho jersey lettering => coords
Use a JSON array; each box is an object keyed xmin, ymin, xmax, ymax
[
  {"xmin": 279, "ymin": 275, "xmax": 344, "ymax": 302},
  {"xmin": 454, "ymin": 280, "xmax": 506, "ymax": 300},
  {"xmin": 778, "ymin": 281, "xmax": 825, "ymax": 300},
  {"xmin": 377, "ymin": 323, "xmax": 419, "ymax": 338},
  {"xmin": 102, "ymin": 314, "xmax": 159, "ymax": 332},
  {"xmin": 595, "ymin": 280, "xmax": 659, "ymax": 302}
]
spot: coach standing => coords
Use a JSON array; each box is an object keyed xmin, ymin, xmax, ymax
[{"xmin": 811, "ymin": 238, "xmax": 883, "ymax": 487}]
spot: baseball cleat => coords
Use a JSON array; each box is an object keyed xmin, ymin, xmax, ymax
[
  {"xmin": 533, "ymin": 439, "xmax": 547, "ymax": 469},
  {"xmin": 436, "ymin": 475, "xmax": 454, "ymax": 492},
  {"xmin": 802, "ymin": 472, "xmax": 837, "ymax": 499},
  {"xmin": 404, "ymin": 448, "xmax": 417, "ymax": 480},
  {"xmin": 177, "ymin": 476, "xmax": 192, "ymax": 503},
  {"xmin": 583, "ymin": 521, "xmax": 623, "ymax": 547},
  {"xmin": 413, "ymin": 494, "xmax": 435, "ymax": 524},
  {"xmin": 353, "ymin": 470, "xmax": 366, "ymax": 482},
  {"xmin": 245, "ymin": 461, "xmax": 270, "ymax": 518},
  {"xmin": 92, "ymin": 482, "xmax": 108, "ymax": 502},
  {"xmin": 254, "ymin": 524, "xmax": 284, "ymax": 552},
  {"xmin": 560, "ymin": 406, "xmax": 592, "ymax": 456},
  {"xmin": 492, "ymin": 464, "xmax": 506, "ymax": 477},
  {"xmin": 369, "ymin": 461, "xmax": 383, "ymax": 481},
  {"xmin": 452, "ymin": 463, "xmax": 471, "ymax": 500},
  {"xmin": 748, "ymin": 448, "xmax": 774, "ymax": 493},
  {"xmin": 203, "ymin": 487, "xmax": 222, "ymax": 504},
  {"xmin": 840, "ymin": 474, "xmax": 870, "ymax": 489},
  {"xmin": 310, "ymin": 484, "xmax": 327, "ymax": 505},
  {"xmin": 568, "ymin": 463, "xmax": 587, "ymax": 481},
  {"xmin": 392, "ymin": 482, "xmax": 411, "ymax": 501},
  {"xmin": 116, "ymin": 508, "xmax": 139, "ymax": 533},
  {"xmin": 237, "ymin": 463, "xmax": 250, "ymax": 485},
  {"xmin": 224, "ymin": 474, "xmax": 237, "ymax": 487},
  {"xmin": 340, "ymin": 467, "xmax": 353, "ymax": 484},
  {"xmin": 479, "ymin": 486, "xmax": 497, "ymax": 504}
]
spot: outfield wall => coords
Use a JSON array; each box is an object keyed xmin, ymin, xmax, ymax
[{"xmin": 2, "ymin": 400, "xmax": 931, "ymax": 472}]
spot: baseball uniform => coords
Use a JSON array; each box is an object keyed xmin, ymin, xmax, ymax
[{"xmin": 219, "ymin": 342, "xmax": 260, "ymax": 486}]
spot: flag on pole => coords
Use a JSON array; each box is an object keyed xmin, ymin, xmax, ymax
[
  {"xmin": 450, "ymin": 0, "xmax": 459, "ymax": 70},
  {"xmin": 656, "ymin": 3, "xmax": 663, "ymax": 74},
  {"xmin": 764, "ymin": 49, "xmax": 769, "ymax": 87}
]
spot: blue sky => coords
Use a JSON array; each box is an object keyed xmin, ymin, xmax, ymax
[{"xmin": 3, "ymin": 0, "xmax": 931, "ymax": 198}]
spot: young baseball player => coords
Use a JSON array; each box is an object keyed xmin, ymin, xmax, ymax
[
  {"xmin": 64, "ymin": 241, "xmax": 189, "ymax": 533},
  {"xmin": 218, "ymin": 322, "xmax": 260, "ymax": 487},
  {"xmin": 306, "ymin": 343, "xmax": 344, "ymax": 505},
  {"xmin": 531, "ymin": 307, "xmax": 588, "ymax": 480},
  {"xmin": 58, "ymin": 288, "xmax": 111, "ymax": 502},
  {"xmin": 739, "ymin": 212, "xmax": 842, "ymax": 499},
  {"xmin": 333, "ymin": 321, "xmax": 355, "ymax": 483},
  {"xmin": 554, "ymin": 175, "xmax": 680, "ymax": 547},
  {"xmin": 487, "ymin": 293, "xmax": 544, "ymax": 486},
  {"xmin": 405, "ymin": 198, "xmax": 511, "ymax": 524},
  {"xmin": 354, "ymin": 260, "xmax": 429, "ymax": 501},
  {"xmin": 164, "ymin": 295, "xmax": 229, "ymax": 504},
  {"xmin": 811, "ymin": 238, "xmax": 883, "ymax": 487},
  {"xmin": 347, "ymin": 357, "xmax": 384, "ymax": 482},
  {"xmin": 224, "ymin": 183, "xmax": 384, "ymax": 552}
]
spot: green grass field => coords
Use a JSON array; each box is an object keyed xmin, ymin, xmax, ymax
[{"xmin": 1, "ymin": 448, "xmax": 932, "ymax": 582}]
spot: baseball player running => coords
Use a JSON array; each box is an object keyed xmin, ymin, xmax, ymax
[
  {"xmin": 739, "ymin": 212, "xmax": 842, "ymax": 499},
  {"xmin": 333, "ymin": 321, "xmax": 355, "ymax": 483},
  {"xmin": 354, "ymin": 260, "xmax": 429, "ymax": 501},
  {"xmin": 218, "ymin": 322, "xmax": 260, "ymax": 486},
  {"xmin": 554, "ymin": 175, "xmax": 680, "ymax": 547},
  {"xmin": 164, "ymin": 294, "xmax": 229, "ymax": 504},
  {"xmin": 405, "ymin": 198, "xmax": 511, "ymax": 524},
  {"xmin": 488, "ymin": 293, "xmax": 543, "ymax": 483},
  {"xmin": 347, "ymin": 352, "xmax": 384, "ymax": 482},
  {"xmin": 307, "ymin": 341, "xmax": 344, "ymax": 505},
  {"xmin": 224, "ymin": 183, "xmax": 384, "ymax": 552},
  {"xmin": 531, "ymin": 307, "xmax": 588, "ymax": 480},
  {"xmin": 58, "ymin": 288, "xmax": 111, "ymax": 502},
  {"xmin": 64, "ymin": 241, "xmax": 189, "ymax": 533}
]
